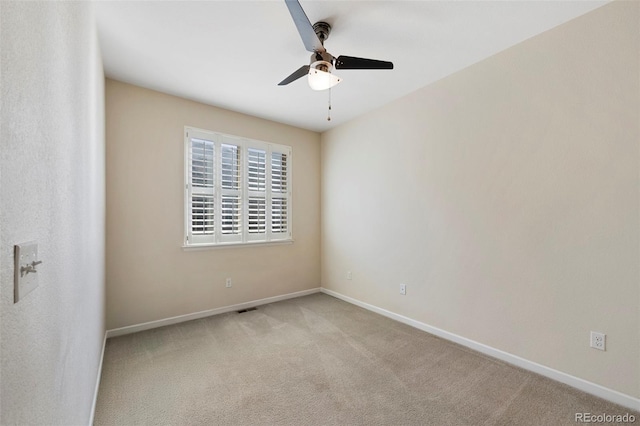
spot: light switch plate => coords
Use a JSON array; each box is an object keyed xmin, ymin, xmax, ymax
[{"xmin": 14, "ymin": 242, "xmax": 39, "ymax": 303}]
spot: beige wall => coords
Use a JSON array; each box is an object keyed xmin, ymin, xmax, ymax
[
  {"xmin": 321, "ymin": 1, "xmax": 639, "ymax": 399},
  {"xmin": 1, "ymin": 2, "xmax": 106, "ymax": 424},
  {"xmin": 105, "ymin": 80, "xmax": 321, "ymax": 329}
]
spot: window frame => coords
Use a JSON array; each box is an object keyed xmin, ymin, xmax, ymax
[{"xmin": 183, "ymin": 126, "xmax": 292, "ymax": 248}]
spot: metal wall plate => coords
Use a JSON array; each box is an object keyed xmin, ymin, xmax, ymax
[{"xmin": 14, "ymin": 242, "xmax": 40, "ymax": 303}]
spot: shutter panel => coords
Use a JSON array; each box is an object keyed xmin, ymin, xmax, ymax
[
  {"xmin": 271, "ymin": 198, "xmax": 288, "ymax": 233},
  {"xmin": 270, "ymin": 150, "xmax": 290, "ymax": 239},
  {"xmin": 247, "ymin": 148, "xmax": 266, "ymax": 191},
  {"xmin": 271, "ymin": 151, "xmax": 288, "ymax": 193},
  {"xmin": 248, "ymin": 197, "xmax": 266, "ymax": 234},
  {"xmin": 247, "ymin": 148, "xmax": 267, "ymax": 240},
  {"xmin": 191, "ymin": 138, "xmax": 214, "ymax": 189},
  {"xmin": 188, "ymin": 137, "xmax": 215, "ymax": 244},
  {"xmin": 219, "ymin": 142, "xmax": 242, "ymax": 242},
  {"xmin": 191, "ymin": 196, "xmax": 215, "ymax": 236},
  {"xmin": 221, "ymin": 143, "xmax": 241, "ymax": 191},
  {"xmin": 221, "ymin": 195, "xmax": 241, "ymax": 234}
]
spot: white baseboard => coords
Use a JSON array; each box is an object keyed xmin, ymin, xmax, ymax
[
  {"xmin": 106, "ymin": 288, "xmax": 321, "ymax": 338},
  {"xmin": 89, "ymin": 331, "xmax": 107, "ymax": 426},
  {"xmin": 320, "ymin": 288, "xmax": 640, "ymax": 412}
]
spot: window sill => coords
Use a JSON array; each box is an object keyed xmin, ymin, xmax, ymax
[{"xmin": 182, "ymin": 239, "xmax": 293, "ymax": 251}]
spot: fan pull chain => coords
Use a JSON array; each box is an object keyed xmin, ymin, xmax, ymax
[{"xmin": 327, "ymin": 88, "xmax": 332, "ymax": 121}]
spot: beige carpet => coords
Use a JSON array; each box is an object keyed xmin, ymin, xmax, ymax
[{"xmin": 94, "ymin": 293, "xmax": 637, "ymax": 425}]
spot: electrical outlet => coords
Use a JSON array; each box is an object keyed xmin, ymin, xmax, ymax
[
  {"xmin": 590, "ymin": 331, "xmax": 605, "ymax": 351},
  {"xmin": 225, "ymin": 278, "xmax": 232, "ymax": 288},
  {"xmin": 400, "ymin": 284, "xmax": 406, "ymax": 295},
  {"xmin": 346, "ymin": 271, "xmax": 352, "ymax": 280}
]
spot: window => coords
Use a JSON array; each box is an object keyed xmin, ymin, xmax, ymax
[{"xmin": 184, "ymin": 127, "xmax": 292, "ymax": 246}]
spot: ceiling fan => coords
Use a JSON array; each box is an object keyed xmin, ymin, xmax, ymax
[{"xmin": 278, "ymin": 0, "xmax": 394, "ymax": 91}]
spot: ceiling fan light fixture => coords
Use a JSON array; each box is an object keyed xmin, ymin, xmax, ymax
[
  {"xmin": 308, "ymin": 64, "xmax": 342, "ymax": 91},
  {"xmin": 278, "ymin": 1, "xmax": 393, "ymax": 94}
]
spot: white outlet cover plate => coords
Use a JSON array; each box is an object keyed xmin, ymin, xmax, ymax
[
  {"xmin": 14, "ymin": 242, "xmax": 39, "ymax": 303},
  {"xmin": 590, "ymin": 331, "xmax": 606, "ymax": 351}
]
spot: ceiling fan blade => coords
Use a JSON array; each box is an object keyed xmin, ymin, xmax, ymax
[
  {"xmin": 278, "ymin": 65, "xmax": 310, "ymax": 86},
  {"xmin": 284, "ymin": 0, "xmax": 325, "ymax": 53},
  {"xmin": 335, "ymin": 55, "xmax": 394, "ymax": 70}
]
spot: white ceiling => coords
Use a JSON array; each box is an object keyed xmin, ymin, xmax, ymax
[{"xmin": 95, "ymin": 0, "xmax": 607, "ymax": 133}]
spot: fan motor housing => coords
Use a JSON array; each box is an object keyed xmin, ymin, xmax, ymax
[{"xmin": 313, "ymin": 21, "xmax": 331, "ymax": 43}]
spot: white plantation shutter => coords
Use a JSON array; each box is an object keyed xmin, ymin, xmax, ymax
[
  {"xmin": 247, "ymin": 148, "xmax": 266, "ymax": 192},
  {"xmin": 185, "ymin": 127, "xmax": 291, "ymax": 246},
  {"xmin": 248, "ymin": 198, "xmax": 266, "ymax": 232},
  {"xmin": 219, "ymin": 142, "xmax": 242, "ymax": 242},
  {"xmin": 187, "ymin": 135, "xmax": 215, "ymax": 244},
  {"xmin": 270, "ymin": 150, "xmax": 290, "ymax": 239},
  {"xmin": 271, "ymin": 198, "xmax": 288, "ymax": 233},
  {"xmin": 246, "ymin": 147, "xmax": 267, "ymax": 240},
  {"xmin": 192, "ymin": 197, "xmax": 215, "ymax": 235}
]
